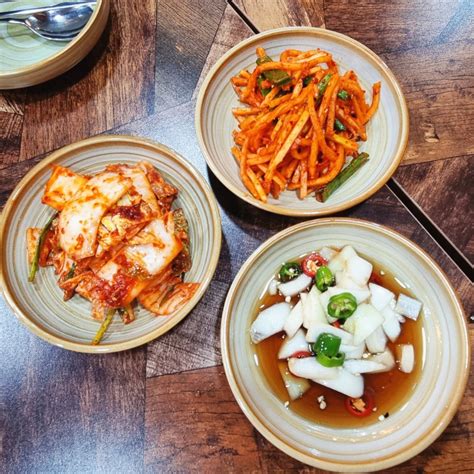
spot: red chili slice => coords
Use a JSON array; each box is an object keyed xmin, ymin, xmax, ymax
[
  {"xmin": 331, "ymin": 320, "xmax": 342, "ymax": 329},
  {"xmin": 291, "ymin": 351, "xmax": 312, "ymax": 359},
  {"xmin": 345, "ymin": 390, "xmax": 375, "ymax": 417},
  {"xmin": 301, "ymin": 253, "xmax": 328, "ymax": 277}
]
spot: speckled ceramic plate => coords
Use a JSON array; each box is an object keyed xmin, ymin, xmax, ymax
[
  {"xmin": 0, "ymin": 136, "xmax": 222, "ymax": 353},
  {"xmin": 221, "ymin": 218, "xmax": 469, "ymax": 471},
  {"xmin": 196, "ymin": 27, "xmax": 409, "ymax": 216},
  {"xmin": 0, "ymin": 0, "xmax": 109, "ymax": 89}
]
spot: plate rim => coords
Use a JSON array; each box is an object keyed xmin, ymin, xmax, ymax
[
  {"xmin": 220, "ymin": 217, "xmax": 469, "ymax": 471},
  {"xmin": 0, "ymin": 134, "xmax": 222, "ymax": 353},
  {"xmin": 195, "ymin": 26, "xmax": 410, "ymax": 217},
  {"xmin": 0, "ymin": 0, "xmax": 110, "ymax": 88}
]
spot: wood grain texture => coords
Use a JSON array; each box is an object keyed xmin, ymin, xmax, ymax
[
  {"xmin": 144, "ymin": 366, "xmax": 262, "ymax": 472},
  {"xmin": 233, "ymin": 0, "xmax": 325, "ymax": 30},
  {"xmin": 0, "ymin": 112, "xmax": 23, "ymax": 169},
  {"xmin": 0, "ymin": 297, "xmax": 147, "ymax": 473},
  {"xmin": 193, "ymin": 4, "xmax": 254, "ymax": 99},
  {"xmin": 395, "ymin": 155, "xmax": 474, "ymax": 263},
  {"xmin": 155, "ymin": 0, "xmax": 226, "ymax": 112},
  {"xmin": 17, "ymin": 0, "xmax": 156, "ymax": 162}
]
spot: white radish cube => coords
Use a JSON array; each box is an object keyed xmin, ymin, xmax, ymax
[
  {"xmin": 352, "ymin": 304, "xmax": 384, "ymax": 346},
  {"xmin": 368, "ymin": 349, "xmax": 395, "ymax": 371},
  {"xmin": 396, "ymin": 344, "xmax": 415, "ymax": 373},
  {"xmin": 345, "ymin": 254, "xmax": 373, "ymax": 287},
  {"xmin": 278, "ymin": 329, "xmax": 309, "ymax": 359},
  {"xmin": 344, "ymin": 359, "xmax": 387, "ymax": 375},
  {"xmin": 313, "ymin": 367, "xmax": 364, "ymax": 398},
  {"xmin": 288, "ymin": 356, "xmax": 338, "ymax": 380},
  {"xmin": 381, "ymin": 306, "xmax": 402, "ymax": 342},
  {"xmin": 395, "ymin": 294, "xmax": 422, "ymax": 320},
  {"xmin": 336, "ymin": 271, "xmax": 366, "ymax": 290},
  {"xmin": 283, "ymin": 299, "xmax": 304, "ymax": 338},
  {"xmin": 278, "ymin": 273, "xmax": 312, "ymax": 297},
  {"xmin": 369, "ymin": 283, "xmax": 395, "ymax": 311},
  {"xmin": 278, "ymin": 361, "xmax": 311, "ymax": 401},
  {"xmin": 365, "ymin": 325, "xmax": 387, "ymax": 353},
  {"xmin": 268, "ymin": 279, "xmax": 279, "ymax": 296},
  {"xmin": 341, "ymin": 342, "xmax": 366, "ymax": 359},
  {"xmin": 319, "ymin": 246, "xmax": 337, "ymax": 262},
  {"xmin": 327, "ymin": 245, "xmax": 357, "ymax": 273},
  {"xmin": 305, "ymin": 322, "xmax": 353, "ymax": 344},
  {"xmin": 250, "ymin": 302, "xmax": 291, "ymax": 343},
  {"xmin": 302, "ymin": 286, "xmax": 327, "ymax": 329}
]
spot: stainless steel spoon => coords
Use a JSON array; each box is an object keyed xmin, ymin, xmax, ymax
[{"xmin": 0, "ymin": 2, "xmax": 96, "ymax": 42}]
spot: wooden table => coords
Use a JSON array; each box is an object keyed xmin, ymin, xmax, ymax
[{"xmin": 1, "ymin": 1, "xmax": 472, "ymax": 472}]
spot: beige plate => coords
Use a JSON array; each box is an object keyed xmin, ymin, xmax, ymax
[
  {"xmin": 221, "ymin": 218, "xmax": 469, "ymax": 471},
  {"xmin": 0, "ymin": 135, "xmax": 222, "ymax": 353},
  {"xmin": 0, "ymin": 0, "xmax": 109, "ymax": 89},
  {"xmin": 196, "ymin": 27, "xmax": 409, "ymax": 216}
]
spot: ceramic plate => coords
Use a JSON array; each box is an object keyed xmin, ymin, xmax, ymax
[
  {"xmin": 221, "ymin": 218, "xmax": 469, "ymax": 471},
  {"xmin": 0, "ymin": 0, "xmax": 109, "ymax": 89},
  {"xmin": 0, "ymin": 136, "xmax": 222, "ymax": 353},
  {"xmin": 196, "ymin": 27, "xmax": 409, "ymax": 216}
]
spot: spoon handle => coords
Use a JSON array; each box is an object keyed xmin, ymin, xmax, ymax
[{"xmin": 0, "ymin": 2, "xmax": 96, "ymax": 19}]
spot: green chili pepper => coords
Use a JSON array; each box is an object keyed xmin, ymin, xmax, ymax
[
  {"xmin": 278, "ymin": 262, "xmax": 302, "ymax": 282},
  {"xmin": 334, "ymin": 119, "xmax": 346, "ymax": 131},
  {"xmin": 317, "ymin": 74, "xmax": 332, "ymax": 98},
  {"xmin": 65, "ymin": 262, "xmax": 76, "ymax": 280},
  {"xmin": 303, "ymin": 75, "xmax": 313, "ymax": 87},
  {"xmin": 319, "ymin": 152, "xmax": 369, "ymax": 202},
  {"xmin": 337, "ymin": 90, "xmax": 350, "ymax": 100},
  {"xmin": 92, "ymin": 309, "xmax": 115, "ymax": 345},
  {"xmin": 315, "ymin": 266, "xmax": 335, "ymax": 292},
  {"xmin": 327, "ymin": 292, "xmax": 358, "ymax": 319},
  {"xmin": 28, "ymin": 213, "xmax": 57, "ymax": 283},
  {"xmin": 256, "ymin": 55, "xmax": 292, "ymax": 86},
  {"xmin": 313, "ymin": 333, "xmax": 341, "ymax": 357},
  {"xmin": 317, "ymin": 351, "xmax": 345, "ymax": 367},
  {"xmin": 257, "ymin": 75, "xmax": 272, "ymax": 96}
]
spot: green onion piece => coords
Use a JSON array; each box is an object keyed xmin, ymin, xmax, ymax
[
  {"xmin": 92, "ymin": 309, "xmax": 115, "ymax": 345},
  {"xmin": 334, "ymin": 119, "xmax": 346, "ymax": 131},
  {"xmin": 337, "ymin": 90, "xmax": 350, "ymax": 100},
  {"xmin": 327, "ymin": 292, "xmax": 357, "ymax": 320},
  {"xmin": 317, "ymin": 351, "xmax": 345, "ymax": 367},
  {"xmin": 256, "ymin": 55, "xmax": 292, "ymax": 86},
  {"xmin": 319, "ymin": 152, "xmax": 369, "ymax": 202},
  {"xmin": 313, "ymin": 333, "xmax": 341, "ymax": 357},
  {"xmin": 315, "ymin": 266, "xmax": 335, "ymax": 292},
  {"xmin": 278, "ymin": 262, "xmax": 302, "ymax": 282},
  {"xmin": 257, "ymin": 75, "xmax": 272, "ymax": 96},
  {"xmin": 65, "ymin": 262, "xmax": 76, "ymax": 280},
  {"xmin": 303, "ymin": 75, "xmax": 313, "ymax": 87},
  {"xmin": 317, "ymin": 73, "xmax": 332, "ymax": 98},
  {"xmin": 28, "ymin": 213, "xmax": 56, "ymax": 283}
]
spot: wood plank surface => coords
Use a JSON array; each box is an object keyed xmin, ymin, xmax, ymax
[
  {"xmin": 0, "ymin": 298, "xmax": 147, "ymax": 472},
  {"xmin": 233, "ymin": 0, "xmax": 325, "ymax": 30},
  {"xmin": 155, "ymin": 0, "xmax": 226, "ymax": 112},
  {"xmin": 18, "ymin": 0, "xmax": 156, "ymax": 162}
]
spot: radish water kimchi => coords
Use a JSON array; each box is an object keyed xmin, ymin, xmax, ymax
[{"xmin": 26, "ymin": 162, "xmax": 200, "ymax": 344}]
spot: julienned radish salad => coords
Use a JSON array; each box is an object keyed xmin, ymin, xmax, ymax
[{"xmin": 250, "ymin": 245, "xmax": 423, "ymax": 419}]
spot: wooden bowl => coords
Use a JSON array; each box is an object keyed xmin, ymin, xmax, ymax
[
  {"xmin": 196, "ymin": 27, "xmax": 409, "ymax": 216},
  {"xmin": 0, "ymin": 136, "xmax": 222, "ymax": 353},
  {"xmin": 0, "ymin": 0, "xmax": 109, "ymax": 89},
  {"xmin": 221, "ymin": 218, "xmax": 469, "ymax": 470}
]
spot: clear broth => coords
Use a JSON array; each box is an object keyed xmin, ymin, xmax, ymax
[{"xmin": 253, "ymin": 255, "xmax": 423, "ymax": 428}]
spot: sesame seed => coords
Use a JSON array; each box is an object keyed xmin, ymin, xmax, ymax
[
  {"xmin": 362, "ymin": 353, "xmax": 369, "ymax": 359},
  {"xmin": 317, "ymin": 395, "xmax": 325, "ymax": 403},
  {"xmin": 284, "ymin": 401, "xmax": 289, "ymax": 407},
  {"xmin": 319, "ymin": 401, "xmax": 327, "ymax": 410},
  {"xmin": 285, "ymin": 296, "xmax": 291, "ymax": 303},
  {"xmin": 378, "ymin": 414, "xmax": 385, "ymax": 421},
  {"xmin": 380, "ymin": 270, "xmax": 386, "ymax": 276}
]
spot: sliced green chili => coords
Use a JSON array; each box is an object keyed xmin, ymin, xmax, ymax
[
  {"xmin": 257, "ymin": 76, "xmax": 271, "ymax": 96},
  {"xmin": 317, "ymin": 74, "xmax": 332, "ymax": 98},
  {"xmin": 313, "ymin": 333, "xmax": 341, "ymax": 357},
  {"xmin": 317, "ymin": 351, "xmax": 345, "ymax": 367},
  {"xmin": 334, "ymin": 119, "xmax": 346, "ymax": 131},
  {"xmin": 278, "ymin": 262, "xmax": 302, "ymax": 282},
  {"xmin": 303, "ymin": 75, "xmax": 313, "ymax": 87},
  {"xmin": 315, "ymin": 266, "xmax": 335, "ymax": 292},
  {"xmin": 319, "ymin": 152, "xmax": 369, "ymax": 202},
  {"xmin": 337, "ymin": 90, "xmax": 350, "ymax": 100},
  {"xmin": 65, "ymin": 262, "xmax": 76, "ymax": 281},
  {"xmin": 28, "ymin": 213, "xmax": 57, "ymax": 283},
  {"xmin": 327, "ymin": 292, "xmax": 357, "ymax": 319},
  {"xmin": 256, "ymin": 55, "xmax": 292, "ymax": 86}
]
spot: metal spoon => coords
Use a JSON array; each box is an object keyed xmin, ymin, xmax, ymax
[{"xmin": 0, "ymin": 3, "xmax": 95, "ymax": 42}]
